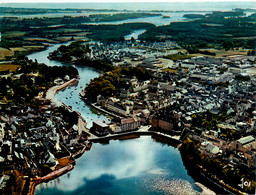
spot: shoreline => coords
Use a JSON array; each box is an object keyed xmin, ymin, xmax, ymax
[
  {"xmin": 199, "ymin": 169, "xmax": 246, "ymax": 195},
  {"xmin": 81, "ymin": 95, "xmax": 248, "ymax": 194},
  {"xmin": 28, "ymin": 78, "xmax": 87, "ymax": 194},
  {"xmin": 81, "ymin": 95, "xmax": 121, "ymax": 118},
  {"xmin": 46, "ymin": 77, "xmax": 79, "ymax": 102},
  {"xmin": 179, "ymin": 146, "xmax": 248, "ymax": 195},
  {"xmin": 194, "ymin": 182, "xmax": 215, "ymax": 195},
  {"xmin": 28, "ymin": 164, "xmax": 74, "ymax": 195}
]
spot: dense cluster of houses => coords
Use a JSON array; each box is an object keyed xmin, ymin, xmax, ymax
[
  {"xmin": 0, "ymin": 96, "xmax": 87, "ymax": 191},
  {"xmin": 89, "ymin": 54, "xmax": 256, "ymax": 170},
  {"xmin": 57, "ymin": 40, "xmax": 178, "ymax": 65}
]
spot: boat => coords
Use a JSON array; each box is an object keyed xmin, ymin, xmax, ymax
[{"xmin": 162, "ymin": 15, "xmax": 170, "ymax": 18}]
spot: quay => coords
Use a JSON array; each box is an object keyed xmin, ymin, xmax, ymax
[
  {"xmin": 28, "ymin": 164, "xmax": 74, "ymax": 195},
  {"xmin": 45, "ymin": 79, "xmax": 181, "ymax": 145},
  {"xmin": 81, "ymin": 94, "xmax": 120, "ymax": 118},
  {"xmin": 88, "ymin": 127, "xmax": 181, "ymax": 145},
  {"xmin": 46, "ymin": 78, "xmax": 79, "ymax": 102}
]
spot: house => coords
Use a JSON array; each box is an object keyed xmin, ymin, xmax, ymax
[
  {"xmin": 180, "ymin": 60, "xmax": 196, "ymax": 69},
  {"xmin": 231, "ymin": 135, "xmax": 256, "ymax": 152},
  {"xmin": 132, "ymin": 81, "xmax": 149, "ymax": 93},
  {"xmin": 45, "ymin": 150, "xmax": 59, "ymax": 169},
  {"xmin": 104, "ymin": 99, "xmax": 130, "ymax": 117},
  {"xmin": 244, "ymin": 150, "xmax": 256, "ymax": 168},
  {"xmin": 151, "ymin": 118, "xmax": 173, "ymax": 132},
  {"xmin": 120, "ymin": 117, "xmax": 140, "ymax": 132},
  {"xmin": 201, "ymin": 141, "xmax": 221, "ymax": 157},
  {"xmin": 0, "ymin": 123, "xmax": 5, "ymax": 142},
  {"xmin": 140, "ymin": 109, "xmax": 150, "ymax": 125},
  {"xmin": 92, "ymin": 120, "xmax": 109, "ymax": 135},
  {"xmin": 159, "ymin": 82, "xmax": 175, "ymax": 92},
  {"xmin": 139, "ymin": 57, "xmax": 161, "ymax": 68},
  {"xmin": 120, "ymin": 89, "xmax": 130, "ymax": 98},
  {"xmin": 206, "ymin": 143, "xmax": 220, "ymax": 155}
]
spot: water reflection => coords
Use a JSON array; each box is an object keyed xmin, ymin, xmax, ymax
[
  {"xmin": 36, "ymin": 137, "xmax": 200, "ymax": 194},
  {"xmin": 27, "ymin": 45, "xmax": 110, "ymax": 128},
  {"xmin": 124, "ymin": 29, "xmax": 146, "ymax": 40},
  {"xmin": 28, "ymin": 24, "xmax": 200, "ymax": 195},
  {"xmin": 83, "ymin": 12, "xmax": 210, "ymax": 27}
]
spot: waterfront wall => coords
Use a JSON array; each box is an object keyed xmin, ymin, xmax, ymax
[{"xmin": 89, "ymin": 130, "xmax": 181, "ymax": 146}]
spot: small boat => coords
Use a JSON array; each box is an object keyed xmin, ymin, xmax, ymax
[{"xmin": 162, "ymin": 15, "xmax": 170, "ymax": 18}]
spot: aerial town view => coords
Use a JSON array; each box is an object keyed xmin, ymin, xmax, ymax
[{"xmin": 0, "ymin": 0, "xmax": 255, "ymax": 194}]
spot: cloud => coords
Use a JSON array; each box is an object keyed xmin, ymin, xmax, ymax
[{"xmin": 47, "ymin": 137, "xmax": 162, "ymax": 192}]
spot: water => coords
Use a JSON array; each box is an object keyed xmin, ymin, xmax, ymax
[
  {"xmin": 27, "ymin": 35, "xmax": 209, "ymax": 195},
  {"xmin": 27, "ymin": 32, "xmax": 204, "ymax": 195},
  {"xmin": 0, "ymin": 11, "xmax": 208, "ymax": 27},
  {"xmin": 84, "ymin": 12, "xmax": 205, "ymax": 27},
  {"xmin": 23, "ymin": 5, "xmax": 225, "ymax": 193},
  {"xmin": 0, "ymin": 11, "xmax": 127, "ymax": 19},
  {"xmin": 35, "ymin": 137, "xmax": 201, "ymax": 195},
  {"xmin": 27, "ymin": 43, "xmax": 110, "ymax": 128},
  {"xmin": 125, "ymin": 29, "xmax": 146, "ymax": 40},
  {"xmin": 2, "ymin": 2, "xmax": 255, "ymax": 11}
]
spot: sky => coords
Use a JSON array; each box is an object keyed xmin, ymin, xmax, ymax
[{"xmin": 0, "ymin": 0, "xmax": 255, "ymax": 3}]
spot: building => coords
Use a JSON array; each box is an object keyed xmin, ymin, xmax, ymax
[
  {"xmin": 0, "ymin": 175, "xmax": 10, "ymax": 191},
  {"xmin": 92, "ymin": 121, "xmax": 109, "ymax": 132},
  {"xmin": 104, "ymin": 99, "xmax": 130, "ymax": 117},
  {"xmin": 231, "ymin": 135, "xmax": 256, "ymax": 153},
  {"xmin": 120, "ymin": 89, "xmax": 130, "ymax": 98},
  {"xmin": 120, "ymin": 117, "xmax": 140, "ymax": 132}
]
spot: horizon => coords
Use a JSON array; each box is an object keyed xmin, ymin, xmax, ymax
[
  {"xmin": 0, "ymin": 0, "xmax": 255, "ymax": 3},
  {"xmin": 0, "ymin": 1, "xmax": 255, "ymax": 11}
]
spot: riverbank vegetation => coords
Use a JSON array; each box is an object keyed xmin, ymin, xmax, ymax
[
  {"xmin": 179, "ymin": 137, "xmax": 255, "ymax": 194},
  {"xmin": 163, "ymin": 53, "xmax": 193, "ymax": 61},
  {"xmin": 85, "ymin": 67, "xmax": 150, "ymax": 100},
  {"xmin": 0, "ymin": 57, "xmax": 78, "ymax": 104},
  {"xmin": 0, "ymin": 13, "xmax": 156, "ymax": 60},
  {"xmin": 139, "ymin": 11, "xmax": 256, "ymax": 51},
  {"xmin": 71, "ymin": 23, "xmax": 156, "ymax": 42},
  {"xmin": 49, "ymin": 41, "xmax": 114, "ymax": 71}
]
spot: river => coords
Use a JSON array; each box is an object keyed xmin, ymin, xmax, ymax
[
  {"xmin": 25, "ymin": 15, "xmax": 215, "ymax": 194},
  {"xmin": 35, "ymin": 137, "xmax": 202, "ymax": 195},
  {"xmin": 28, "ymin": 42, "xmax": 110, "ymax": 128},
  {"xmin": 27, "ymin": 37, "xmax": 210, "ymax": 195}
]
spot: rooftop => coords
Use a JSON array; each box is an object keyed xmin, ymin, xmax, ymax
[
  {"xmin": 238, "ymin": 135, "xmax": 255, "ymax": 145},
  {"xmin": 93, "ymin": 120, "xmax": 109, "ymax": 128}
]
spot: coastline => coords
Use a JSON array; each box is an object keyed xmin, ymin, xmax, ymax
[{"xmin": 4, "ymin": 4, "xmax": 253, "ymax": 194}]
